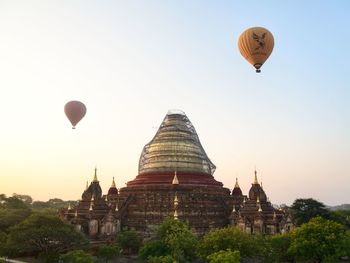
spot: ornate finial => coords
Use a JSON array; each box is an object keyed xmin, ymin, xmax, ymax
[
  {"xmin": 91, "ymin": 195, "xmax": 95, "ymax": 202},
  {"xmin": 93, "ymin": 167, "xmax": 98, "ymax": 182},
  {"xmin": 174, "ymin": 194, "xmax": 179, "ymax": 205},
  {"xmin": 258, "ymin": 203, "xmax": 262, "ymax": 212},
  {"xmin": 85, "ymin": 181, "xmax": 89, "ymax": 190},
  {"xmin": 254, "ymin": 169, "xmax": 258, "ymax": 184},
  {"xmin": 174, "ymin": 192, "xmax": 179, "ymax": 220},
  {"xmin": 234, "ymin": 177, "xmax": 240, "ymax": 188},
  {"xmin": 115, "ymin": 203, "xmax": 119, "ymax": 212},
  {"xmin": 174, "ymin": 209, "xmax": 178, "ymax": 220},
  {"xmin": 68, "ymin": 203, "xmax": 72, "ymax": 210},
  {"xmin": 257, "ymin": 195, "xmax": 260, "ymax": 203},
  {"xmin": 172, "ymin": 171, "xmax": 179, "ymax": 185},
  {"xmin": 111, "ymin": 177, "xmax": 116, "ymax": 188},
  {"xmin": 89, "ymin": 202, "xmax": 93, "ymax": 211}
]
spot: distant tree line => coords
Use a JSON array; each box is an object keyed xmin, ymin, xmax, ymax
[{"xmin": 1, "ymin": 193, "xmax": 350, "ymax": 262}]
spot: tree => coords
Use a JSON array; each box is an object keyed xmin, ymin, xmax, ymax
[
  {"xmin": 0, "ymin": 195, "xmax": 32, "ymax": 232},
  {"xmin": 97, "ymin": 244, "xmax": 120, "ymax": 263},
  {"xmin": 4, "ymin": 214, "xmax": 89, "ymax": 258},
  {"xmin": 288, "ymin": 217, "xmax": 348, "ymax": 263},
  {"xmin": 138, "ymin": 240, "xmax": 170, "ymax": 260},
  {"xmin": 207, "ymin": 249, "xmax": 240, "ymax": 263},
  {"xmin": 263, "ymin": 234, "xmax": 293, "ymax": 263},
  {"xmin": 60, "ymin": 250, "xmax": 94, "ymax": 263},
  {"xmin": 197, "ymin": 226, "xmax": 258, "ymax": 260},
  {"xmin": 291, "ymin": 198, "xmax": 330, "ymax": 226},
  {"xmin": 139, "ymin": 219, "xmax": 198, "ymax": 263},
  {"xmin": 156, "ymin": 218, "xmax": 198, "ymax": 263},
  {"xmin": 329, "ymin": 209, "xmax": 350, "ymax": 229},
  {"xmin": 116, "ymin": 229, "xmax": 141, "ymax": 254},
  {"xmin": 12, "ymin": 194, "xmax": 33, "ymax": 205}
]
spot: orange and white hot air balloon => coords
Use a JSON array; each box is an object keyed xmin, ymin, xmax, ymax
[
  {"xmin": 64, "ymin": 101, "xmax": 87, "ymax": 129},
  {"xmin": 238, "ymin": 27, "xmax": 274, "ymax": 73}
]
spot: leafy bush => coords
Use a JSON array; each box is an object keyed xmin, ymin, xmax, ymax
[
  {"xmin": 147, "ymin": 255, "xmax": 174, "ymax": 263},
  {"xmin": 197, "ymin": 226, "xmax": 257, "ymax": 259},
  {"xmin": 207, "ymin": 249, "xmax": 240, "ymax": 263},
  {"xmin": 117, "ymin": 230, "xmax": 141, "ymax": 254},
  {"xmin": 60, "ymin": 250, "xmax": 95, "ymax": 263},
  {"xmin": 288, "ymin": 217, "xmax": 348, "ymax": 262},
  {"xmin": 138, "ymin": 240, "xmax": 170, "ymax": 260},
  {"xmin": 97, "ymin": 244, "xmax": 120, "ymax": 262}
]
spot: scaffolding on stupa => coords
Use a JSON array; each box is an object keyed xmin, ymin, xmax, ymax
[{"xmin": 138, "ymin": 110, "xmax": 216, "ymax": 175}]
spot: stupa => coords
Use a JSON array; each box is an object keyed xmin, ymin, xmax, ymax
[{"xmin": 118, "ymin": 110, "xmax": 231, "ymax": 236}]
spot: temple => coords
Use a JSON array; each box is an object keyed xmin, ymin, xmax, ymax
[{"xmin": 62, "ymin": 110, "xmax": 293, "ymax": 241}]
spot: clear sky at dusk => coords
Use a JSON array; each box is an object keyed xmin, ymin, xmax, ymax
[{"xmin": 0, "ymin": 1, "xmax": 349, "ymax": 205}]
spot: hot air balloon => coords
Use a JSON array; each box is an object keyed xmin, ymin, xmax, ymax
[
  {"xmin": 64, "ymin": 101, "xmax": 86, "ymax": 129},
  {"xmin": 238, "ymin": 27, "xmax": 274, "ymax": 73}
]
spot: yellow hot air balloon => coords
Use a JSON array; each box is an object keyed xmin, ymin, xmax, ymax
[{"xmin": 238, "ymin": 27, "xmax": 274, "ymax": 73}]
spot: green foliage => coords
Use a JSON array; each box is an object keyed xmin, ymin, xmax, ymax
[
  {"xmin": 32, "ymin": 198, "xmax": 77, "ymax": 210},
  {"xmin": 291, "ymin": 198, "xmax": 330, "ymax": 226},
  {"xmin": 0, "ymin": 195, "xmax": 32, "ymax": 233},
  {"xmin": 147, "ymin": 255, "xmax": 174, "ymax": 263},
  {"xmin": 207, "ymin": 249, "xmax": 240, "ymax": 263},
  {"xmin": 262, "ymin": 234, "xmax": 293, "ymax": 263},
  {"xmin": 329, "ymin": 209, "xmax": 350, "ymax": 229},
  {"xmin": 197, "ymin": 226, "xmax": 258, "ymax": 260},
  {"xmin": 97, "ymin": 244, "xmax": 120, "ymax": 263},
  {"xmin": 138, "ymin": 219, "xmax": 198, "ymax": 263},
  {"xmin": 4, "ymin": 214, "xmax": 89, "ymax": 257},
  {"xmin": 288, "ymin": 216, "xmax": 348, "ymax": 262},
  {"xmin": 117, "ymin": 230, "xmax": 141, "ymax": 254},
  {"xmin": 38, "ymin": 251, "xmax": 60, "ymax": 263},
  {"xmin": 156, "ymin": 218, "xmax": 198, "ymax": 263},
  {"xmin": 138, "ymin": 240, "xmax": 170, "ymax": 260},
  {"xmin": 60, "ymin": 250, "xmax": 95, "ymax": 263}
]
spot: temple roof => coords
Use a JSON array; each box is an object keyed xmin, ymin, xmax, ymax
[{"xmin": 138, "ymin": 110, "xmax": 216, "ymax": 176}]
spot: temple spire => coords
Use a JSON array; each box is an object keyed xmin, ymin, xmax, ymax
[
  {"xmin": 173, "ymin": 192, "xmax": 179, "ymax": 220},
  {"xmin": 93, "ymin": 167, "xmax": 98, "ymax": 182},
  {"xmin": 253, "ymin": 169, "xmax": 258, "ymax": 184},
  {"xmin": 111, "ymin": 177, "xmax": 116, "ymax": 188},
  {"xmin": 172, "ymin": 171, "xmax": 179, "ymax": 185},
  {"xmin": 234, "ymin": 177, "xmax": 240, "ymax": 188}
]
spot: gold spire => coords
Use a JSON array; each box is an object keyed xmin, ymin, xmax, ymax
[
  {"xmin": 172, "ymin": 171, "xmax": 179, "ymax": 185},
  {"xmin": 232, "ymin": 205, "xmax": 236, "ymax": 213},
  {"xmin": 234, "ymin": 177, "xmax": 240, "ymax": 188},
  {"xmin": 85, "ymin": 181, "xmax": 89, "ymax": 190},
  {"xmin": 253, "ymin": 169, "xmax": 258, "ymax": 184},
  {"xmin": 111, "ymin": 177, "xmax": 116, "ymax": 188},
  {"xmin": 93, "ymin": 167, "xmax": 98, "ymax": 182},
  {"xmin": 174, "ymin": 209, "xmax": 178, "ymax": 220},
  {"xmin": 174, "ymin": 192, "xmax": 179, "ymax": 220}
]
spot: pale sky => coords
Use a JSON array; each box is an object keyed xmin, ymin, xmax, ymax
[{"xmin": 0, "ymin": 1, "xmax": 349, "ymax": 206}]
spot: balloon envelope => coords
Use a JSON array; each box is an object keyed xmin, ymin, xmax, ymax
[
  {"xmin": 238, "ymin": 27, "xmax": 274, "ymax": 72},
  {"xmin": 64, "ymin": 101, "xmax": 87, "ymax": 129}
]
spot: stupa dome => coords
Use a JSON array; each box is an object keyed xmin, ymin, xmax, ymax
[
  {"xmin": 127, "ymin": 110, "xmax": 222, "ymax": 186},
  {"xmin": 138, "ymin": 110, "xmax": 216, "ymax": 176}
]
